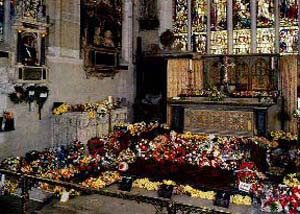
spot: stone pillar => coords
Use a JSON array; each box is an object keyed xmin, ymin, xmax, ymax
[
  {"xmin": 207, "ymin": 0, "xmax": 211, "ymax": 54},
  {"xmin": 122, "ymin": 0, "xmax": 133, "ymax": 64},
  {"xmin": 158, "ymin": 0, "xmax": 173, "ymax": 36},
  {"xmin": 47, "ymin": 0, "xmax": 62, "ymax": 56},
  {"xmin": 227, "ymin": 0, "xmax": 233, "ymax": 54},
  {"xmin": 60, "ymin": 0, "xmax": 80, "ymax": 58},
  {"xmin": 274, "ymin": 0, "xmax": 279, "ymax": 53},
  {"xmin": 251, "ymin": 0, "xmax": 256, "ymax": 53},
  {"xmin": 4, "ymin": 0, "xmax": 11, "ymax": 42}
]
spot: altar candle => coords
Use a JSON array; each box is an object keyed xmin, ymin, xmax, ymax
[
  {"xmin": 189, "ymin": 59, "xmax": 193, "ymax": 71},
  {"xmin": 298, "ymin": 98, "xmax": 300, "ymax": 109},
  {"xmin": 108, "ymin": 96, "xmax": 113, "ymax": 103},
  {"xmin": 271, "ymin": 57, "xmax": 275, "ymax": 70}
]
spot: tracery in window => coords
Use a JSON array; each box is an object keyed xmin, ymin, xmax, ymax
[
  {"xmin": 173, "ymin": 0, "xmax": 188, "ymax": 50},
  {"xmin": 210, "ymin": 0, "xmax": 227, "ymax": 31}
]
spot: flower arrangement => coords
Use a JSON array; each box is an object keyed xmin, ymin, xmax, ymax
[
  {"xmin": 283, "ymin": 173, "xmax": 300, "ymax": 187},
  {"xmin": 231, "ymin": 90, "xmax": 279, "ymax": 98},
  {"xmin": 293, "ymin": 109, "xmax": 300, "ymax": 119},
  {"xmin": 8, "ymin": 84, "xmax": 49, "ymax": 119},
  {"xmin": 182, "ymin": 185, "xmax": 216, "ymax": 200},
  {"xmin": 232, "ymin": 194, "xmax": 252, "ymax": 206},
  {"xmin": 81, "ymin": 171, "xmax": 121, "ymax": 190},
  {"xmin": 270, "ymin": 130, "xmax": 297, "ymax": 141},
  {"xmin": 116, "ymin": 148, "xmax": 136, "ymax": 164},
  {"xmin": 134, "ymin": 134, "xmax": 251, "ymax": 170},
  {"xmin": 133, "ymin": 178, "xmax": 216, "ymax": 200},
  {"xmin": 52, "ymin": 97, "xmax": 121, "ymax": 119},
  {"xmin": 132, "ymin": 178, "xmax": 161, "ymax": 191}
]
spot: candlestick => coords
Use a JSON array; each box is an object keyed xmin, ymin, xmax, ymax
[
  {"xmin": 189, "ymin": 59, "xmax": 192, "ymax": 71},
  {"xmin": 271, "ymin": 57, "xmax": 275, "ymax": 70},
  {"xmin": 108, "ymin": 96, "xmax": 113, "ymax": 103}
]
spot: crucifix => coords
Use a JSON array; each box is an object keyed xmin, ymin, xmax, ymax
[{"xmin": 220, "ymin": 56, "xmax": 235, "ymax": 93}]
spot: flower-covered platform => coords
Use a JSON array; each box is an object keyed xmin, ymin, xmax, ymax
[{"xmin": 0, "ymin": 122, "xmax": 299, "ymax": 213}]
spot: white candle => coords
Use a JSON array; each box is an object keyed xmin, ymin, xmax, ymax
[
  {"xmin": 298, "ymin": 98, "xmax": 300, "ymax": 109},
  {"xmin": 108, "ymin": 96, "xmax": 113, "ymax": 103},
  {"xmin": 271, "ymin": 57, "xmax": 275, "ymax": 70},
  {"xmin": 189, "ymin": 59, "xmax": 193, "ymax": 71}
]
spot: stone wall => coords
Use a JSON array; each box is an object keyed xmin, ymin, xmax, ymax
[
  {"xmin": 137, "ymin": 0, "xmax": 173, "ymax": 51},
  {"xmin": 0, "ymin": 0, "xmax": 135, "ymax": 159}
]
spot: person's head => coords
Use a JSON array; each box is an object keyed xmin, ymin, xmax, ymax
[
  {"xmin": 23, "ymin": 36, "xmax": 33, "ymax": 46},
  {"xmin": 104, "ymin": 30, "xmax": 112, "ymax": 39}
]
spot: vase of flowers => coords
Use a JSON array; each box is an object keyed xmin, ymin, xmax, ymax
[{"xmin": 159, "ymin": 30, "xmax": 175, "ymax": 50}]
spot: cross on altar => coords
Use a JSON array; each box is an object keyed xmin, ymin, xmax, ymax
[{"xmin": 220, "ymin": 56, "xmax": 235, "ymax": 92}]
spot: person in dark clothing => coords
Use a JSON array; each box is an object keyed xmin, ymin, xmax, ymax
[{"xmin": 21, "ymin": 36, "xmax": 37, "ymax": 66}]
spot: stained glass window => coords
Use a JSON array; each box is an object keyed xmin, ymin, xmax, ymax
[
  {"xmin": 210, "ymin": 31, "xmax": 228, "ymax": 54},
  {"xmin": 257, "ymin": 28, "xmax": 275, "ymax": 53},
  {"xmin": 233, "ymin": 0, "xmax": 251, "ymax": 30},
  {"xmin": 192, "ymin": 0, "xmax": 207, "ymax": 32},
  {"xmin": 279, "ymin": 27, "xmax": 298, "ymax": 53},
  {"xmin": 233, "ymin": 30, "xmax": 251, "ymax": 54},
  {"xmin": 210, "ymin": 0, "xmax": 227, "ymax": 31},
  {"xmin": 0, "ymin": 0, "xmax": 4, "ymax": 42},
  {"xmin": 173, "ymin": 34, "xmax": 188, "ymax": 51},
  {"xmin": 257, "ymin": 0, "xmax": 275, "ymax": 27},
  {"xmin": 256, "ymin": 0, "xmax": 275, "ymax": 53},
  {"xmin": 280, "ymin": 0, "xmax": 298, "ymax": 26},
  {"xmin": 232, "ymin": 0, "xmax": 251, "ymax": 54},
  {"xmin": 191, "ymin": 0, "xmax": 207, "ymax": 53},
  {"xmin": 279, "ymin": 0, "xmax": 299, "ymax": 54},
  {"xmin": 193, "ymin": 33, "xmax": 207, "ymax": 53},
  {"xmin": 172, "ymin": 0, "xmax": 299, "ymax": 54},
  {"xmin": 173, "ymin": 0, "xmax": 189, "ymax": 50}
]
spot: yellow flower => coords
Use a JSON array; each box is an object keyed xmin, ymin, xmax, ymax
[
  {"xmin": 232, "ymin": 195, "xmax": 252, "ymax": 206},
  {"xmin": 163, "ymin": 180, "xmax": 176, "ymax": 186}
]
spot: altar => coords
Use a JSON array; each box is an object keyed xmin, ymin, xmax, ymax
[
  {"xmin": 167, "ymin": 54, "xmax": 284, "ymax": 136},
  {"xmin": 169, "ymin": 97, "xmax": 281, "ymax": 136}
]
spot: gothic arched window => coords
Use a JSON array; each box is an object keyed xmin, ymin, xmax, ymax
[{"xmin": 173, "ymin": 0, "xmax": 299, "ymax": 55}]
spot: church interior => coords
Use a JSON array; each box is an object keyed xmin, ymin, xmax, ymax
[{"xmin": 0, "ymin": 0, "xmax": 300, "ymax": 213}]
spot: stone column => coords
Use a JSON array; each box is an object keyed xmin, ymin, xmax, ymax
[
  {"xmin": 187, "ymin": 0, "xmax": 192, "ymax": 50},
  {"xmin": 251, "ymin": 0, "xmax": 256, "ymax": 53},
  {"xmin": 4, "ymin": 0, "xmax": 11, "ymax": 42},
  {"xmin": 158, "ymin": 0, "xmax": 173, "ymax": 36},
  {"xmin": 60, "ymin": 0, "xmax": 80, "ymax": 58},
  {"xmin": 227, "ymin": 0, "xmax": 233, "ymax": 54},
  {"xmin": 274, "ymin": 0, "xmax": 279, "ymax": 53},
  {"xmin": 122, "ymin": 0, "xmax": 133, "ymax": 64},
  {"xmin": 207, "ymin": 0, "xmax": 211, "ymax": 54},
  {"xmin": 47, "ymin": 0, "xmax": 62, "ymax": 56}
]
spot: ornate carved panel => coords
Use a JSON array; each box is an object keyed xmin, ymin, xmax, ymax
[
  {"xmin": 203, "ymin": 54, "xmax": 279, "ymax": 91},
  {"xmin": 15, "ymin": 0, "xmax": 47, "ymax": 23},
  {"xmin": 81, "ymin": 0, "xmax": 122, "ymax": 78},
  {"xmin": 13, "ymin": 0, "xmax": 49, "ymax": 82},
  {"xmin": 184, "ymin": 109, "xmax": 254, "ymax": 136}
]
